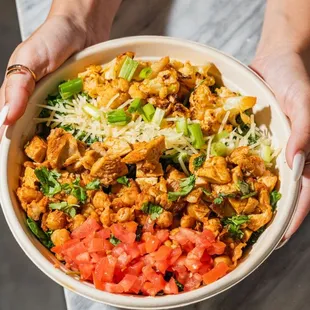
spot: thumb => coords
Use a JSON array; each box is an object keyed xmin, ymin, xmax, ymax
[{"xmin": 1, "ymin": 15, "xmax": 86, "ymax": 125}]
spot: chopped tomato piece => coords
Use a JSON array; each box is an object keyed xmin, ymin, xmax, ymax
[
  {"xmin": 169, "ymin": 247, "xmax": 183, "ymax": 265},
  {"xmin": 198, "ymin": 264, "xmax": 212, "ymax": 275},
  {"xmin": 127, "ymin": 260, "xmax": 145, "ymax": 276},
  {"xmin": 64, "ymin": 242, "xmax": 87, "ymax": 261},
  {"xmin": 178, "ymin": 228, "xmax": 198, "ymax": 244},
  {"xmin": 111, "ymin": 223, "xmax": 136, "ymax": 244},
  {"xmin": 112, "ymin": 243, "xmax": 126, "ymax": 257},
  {"xmin": 103, "ymin": 283, "xmax": 124, "ymax": 294},
  {"xmin": 119, "ymin": 274, "xmax": 138, "ymax": 292},
  {"xmin": 90, "ymin": 252, "xmax": 106, "ymax": 264},
  {"xmin": 143, "ymin": 217, "xmax": 155, "ymax": 233},
  {"xmin": 141, "ymin": 281, "xmax": 161, "ymax": 296},
  {"xmin": 79, "ymin": 263, "xmax": 94, "ymax": 280},
  {"xmin": 75, "ymin": 252, "xmax": 90, "ymax": 264},
  {"xmin": 123, "ymin": 221, "xmax": 138, "ymax": 233},
  {"xmin": 201, "ymin": 250, "xmax": 212, "ymax": 264},
  {"xmin": 124, "ymin": 243, "xmax": 140, "ymax": 259},
  {"xmin": 94, "ymin": 255, "xmax": 117, "ymax": 283},
  {"xmin": 145, "ymin": 235, "xmax": 160, "ymax": 253},
  {"xmin": 202, "ymin": 262, "xmax": 229, "ymax": 285},
  {"xmin": 138, "ymin": 243, "xmax": 147, "ymax": 255},
  {"xmin": 51, "ymin": 239, "xmax": 79, "ymax": 254},
  {"xmin": 130, "ymin": 276, "xmax": 143, "ymax": 294},
  {"xmin": 152, "ymin": 245, "xmax": 172, "ymax": 261},
  {"xmin": 154, "ymin": 260, "xmax": 170, "ymax": 274},
  {"xmin": 96, "ymin": 228, "xmax": 111, "ymax": 240},
  {"xmin": 117, "ymin": 252, "xmax": 132, "ymax": 269},
  {"xmin": 71, "ymin": 218, "xmax": 101, "ymax": 239},
  {"xmin": 184, "ymin": 273, "xmax": 202, "ymax": 292},
  {"xmin": 164, "ymin": 278, "xmax": 179, "ymax": 295},
  {"xmin": 197, "ymin": 229, "xmax": 215, "ymax": 247},
  {"xmin": 88, "ymin": 238, "xmax": 112, "ymax": 253},
  {"xmin": 142, "ymin": 265, "xmax": 166, "ymax": 290},
  {"xmin": 207, "ymin": 241, "xmax": 226, "ymax": 255},
  {"xmin": 185, "ymin": 246, "xmax": 205, "ymax": 273},
  {"xmin": 156, "ymin": 230, "xmax": 169, "ymax": 243},
  {"xmin": 182, "ymin": 241, "xmax": 195, "ymax": 253}
]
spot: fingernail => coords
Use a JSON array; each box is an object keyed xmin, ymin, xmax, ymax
[
  {"xmin": 292, "ymin": 151, "xmax": 306, "ymax": 181},
  {"xmin": 0, "ymin": 105, "xmax": 9, "ymax": 127}
]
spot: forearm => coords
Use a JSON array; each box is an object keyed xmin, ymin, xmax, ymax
[
  {"xmin": 257, "ymin": 0, "xmax": 310, "ymax": 56},
  {"xmin": 48, "ymin": 0, "xmax": 122, "ymax": 44}
]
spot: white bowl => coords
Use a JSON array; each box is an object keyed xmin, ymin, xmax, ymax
[{"xmin": 0, "ymin": 36, "xmax": 300, "ymax": 309}]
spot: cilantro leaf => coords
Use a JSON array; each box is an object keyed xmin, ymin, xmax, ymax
[
  {"xmin": 49, "ymin": 202, "xmax": 79, "ymax": 218},
  {"xmin": 141, "ymin": 202, "xmax": 164, "ymax": 220},
  {"xmin": 117, "ymin": 176, "xmax": 130, "ymax": 187},
  {"xmin": 241, "ymin": 191, "xmax": 257, "ymax": 200},
  {"xmin": 62, "ymin": 178, "xmax": 87, "ymax": 203},
  {"xmin": 109, "ymin": 234, "xmax": 121, "ymax": 246},
  {"xmin": 237, "ymin": 180, "xmax": 250, "ymax": 196},
  {"xmin": 213, "ymin": 196, "xmax": 224, "ymax": 204},
  {"xmin": 168, "ymin": 175, "xmax": 196, "ymax": 201},
  {"xmin": 26, "ymin": 218, "xmax": 54, "ymax": 249},
  {"xmin": 34, "ymin": 167, "xmax": 61, "ymax": 197},
  {"xmin": 85, "ymin": 179, "xmax": 101, "ymax": 190},
  {"xmin": 222, "ymin": 215, "xmax": 249, "ymax": 239},
  {"xmin": 248, "ymin": 226, "xmax": 265, "ymax": 245},
  {"xmin": 270, "ymin": 190, "xmax": 282, "ymax": 211},
  {"xmin": 193, "ymin": 154, "xmax": 206, "ymax": 170},
  {"xmin": 175, "ymin": 279, "xmax": 184, "ymax": 292}
]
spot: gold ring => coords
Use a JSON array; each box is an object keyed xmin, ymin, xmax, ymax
[{"xmin": 6, "ymin": 64, "xmax": 37, "ymax": 82}]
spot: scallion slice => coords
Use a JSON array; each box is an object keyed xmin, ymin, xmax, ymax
[
  {"xmin": 140, "ymin": 103, "xmax": 155, "ymax": 122},
  {"xmin": 59, "ymin": 78, "xmax": 83, "ymax": 99},
  {"xmin": 119, "ymin": 56, "xmax": 139, "ymax": 81},
  {"xmin": 211, "ymin": 142, "xmax": 227, "ymax": 156},
  {"xmin": 151, "ymin": 107, "xmax": 165, "ymax": 126},
  {"xmin": 139, "ymin": 67, "xmax": 152, "ymax": 79},
  {"xmin": 188, "ymin": 123, "xmax": 205, "ymax": 149},
  {"xmin": 213, "ymin": 130, "xmax": 229, "ymax": 142},
  {"xmin": 128, "ymin": 98, "xmax": 143, "ymax": 113},
  {"xmin": 176, "ymin": 118, "xmax": 189, "ymax": 136},
  {"xmin": 107, "ymin": 109, "xmax": 131, "ymax": 126},
  {"xmin": 82, "ymin": 103, "xmax": 101, "ymax": 120}
]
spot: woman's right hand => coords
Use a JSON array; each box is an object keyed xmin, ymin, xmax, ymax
[{"xmin": 0, "ymin": 0, "xmax": 121, "ymax": 127}]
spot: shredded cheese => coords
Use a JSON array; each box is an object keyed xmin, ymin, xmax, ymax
[{"xmin": 218, "ymin": 111, "xmax": 230, "ymax": 133}]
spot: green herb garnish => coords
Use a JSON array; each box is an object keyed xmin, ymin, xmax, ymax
[
  {"xmin": 175, "ymin": 279, "xmax": 184, "ymax": 292},
  {"xmin": 49, "ymin": 202, "xmax": 79, "ymax": 218},
  {"xmin": 62, "ymin": 178, "xmax": 87, "ymax": 203},
  {"xmin": 193, "ymin": 154, "xmax": 206, "ymax": 170},
  {"xmin": 141, "ymin": 202, "xmax": 164, "ymax": 220},
  {"xmin": 248, "ymin": 226, "xmax": 265, "ymax": 245},
  {"xmin": 34, "ymin": 167, "xmax": 61, "ymax": 197},
  {"xmin": 270, "ymin": 190, "xmax": 282, "ymax": 211},
  {"xmin": 222, "ymin": 215, "xmax": 249, "ymax": 239},
  {"xmin": 117, "ymin": 176, "xmax": 130, "ymax": 187},
  {"xmin": 237, "ymin": 180, "xmax": 251, "ymax": 195},
  {"xmin": 26, "ymin": 218, "xmax": 54, "ymax": 249},
  {"xmin": 168, "ymin": 175, "xmax": 196, "ymax": 201},
  {"xmin": 241, "ymin": 191, "xmax": 257, "ymax": 200},
  {"xmin": 213, "ymin": 192, "xmax": 236, "ymax": 204},
  {"xmin": 109, "ymin": 234, "xmax": 121, "ymax": 246},
  {"xmin": 85, "ymin": 179, "xmax": 101, "ymax": 190}
]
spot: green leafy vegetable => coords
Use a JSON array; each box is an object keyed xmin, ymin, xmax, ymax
[
  {"xmin": 168, "ymin": 175, "xmax": 196, "ymax": 201},
  {"xmin": 34, "ymin": 167, "xmax": 61, "ymax": 197},
  {"xmin": 117, "ymin": 176, "xmax": 130, "ymax": 187},
  {"xmin": 248, "ymin": 226, "xmax": 265, "ymax": 245},
  {"xmin": 141, "ymin": 202, "xmax": 164, "ymax": 220},
  {"xmin": 62, "ymin": 178, "xmax": 87, "ymax": 203},
  {"xmin": 85, "ymin": 179, "xmax": 101, "ymax": 190},
  {"xmin": 26, "ymin": 218, "xmax": 54, "ymax": 249},
  {"xmin": 237, "ymin": 180, "xmax": 251, "ymax": 196},
  {"xmin": 49, "ymin": 202, "xmax": 79, "ymax": 218},
  {"xmin": 270, "ymin": 190, "xmax": 282, "ymax": 211},
  {"xmin": 141, "ymin": 103, "xmax": 156, "ymax": 122},
  {"xmin": 135, "ymin": 224, "xmax": 143, "ymax": 242},
  {"xmin": 193, "ymin": 154, "xmax": 206, "ymax": 170},
  {"xmin": 59, "ymin": 78, "xmax": 83, "ymax": 99},
  {"xmin": 222, "ymin": 215, "xmax": 249, "ymax": 239},
  {"xmin": 202, "ymin": 188, "xmax": 212, "ymax": 196},
  {"xmin": 110, "ymin": 234, "xmax": 121, "ymax": 246},
  {"xmin": 213, "ymin": 196, "xmax": 224, "ymax": 204}
]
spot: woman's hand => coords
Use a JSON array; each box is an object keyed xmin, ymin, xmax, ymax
[
  {"xmin": 251, "ymin": 48, "xmax": 310, "ymax": 239},
  {"xmin": 0, "ymin": 0, "xmax": 121, "ymax": 125}
]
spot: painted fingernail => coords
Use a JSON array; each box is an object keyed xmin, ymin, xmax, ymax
[
  {"xmin": 292, "ymin": 151, "xmax": 306, "ymax": 181},
  {"xmin": 0, "ymin": 105, "xmax": 9, "ymax": 127}
]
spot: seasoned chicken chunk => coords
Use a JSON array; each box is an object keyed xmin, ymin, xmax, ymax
[
  {"xmin": 22, "ymin": 167, "xmax": 38, "ymax": 189},
  {"xmin": 196, "ymin": 156, "xmax": 231, "ymax": 184},
  {"xmin": 228, "ymin": 197, "xmax": 258, "ymax": 214},
  {"xmin": 17, "ymin": 186, "xmax": 42, "ymax": 204},
  {"xmin": 103, "ymin": 137, "xmax": 132, "ymax": 157},
  {"xmin": 187, "ymin": 201, "xmax": 210, "ymax": 222},
  {"xmin": 135, "ymin": 177, "xmax": 158, "ymax": 191},
  {"xmin": 258, "ymin": 171, "xmax": 278, "ymax": 192},
  {"xmin": 27, "ymin": 196, "xmax": 48, "ymax": 221},
  {"xmin": 203, "ymin": 218, "xmax": 222, "ymax": 237},
  {"xmin": 90, "ymin": 142, "xmax": 106, "ymax": 157},
  {"xmin": 136, "ymin": 162, "xmax": 164, "ymax": 178},
  {"xmin": 25, "ymin": 136, "xmax": 47, "ymax": 163},
  {"xmin": 47, "ymin": 128, "xmax": 82, "ymax": 169},
  {"xmin": 80, "ymin": 150, "xmax": 101, "ymax": 170},
  {"xmin": 166, "ymin": 166, "xmax": 186, "ymax": 192},
  {"xmin": 90, "ymin": 155, "xmax": 128, "ymax": 186}
]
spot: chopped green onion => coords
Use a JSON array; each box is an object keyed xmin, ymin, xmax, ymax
[
  {"xmin": 213, "ymin": 130, "xmax": 229, "ymax": 142},
  {"xmin": 59, "ymin": 78, "xmax": 83, "ymax": 99},
  {"xmin": 188, "ymin": 123, "xmax": 205, "ymax": 149},
  {"xmin": 119, "ymin": 56, "xmax": 139, "ymax": 81},
  {"xmin": 82, "ymin": 103, "xmax": 101, "ymax": 120},
  {"xmin": 211, "ymin": 142, "xmax": 227, "ymax": 156},
  {"xmin": 128, "ymin": 98, "xmax": 143, "ymax": 113},
  {"xmin": 107, "ymin": 109, "xmax": 131, "ymax": 126},
  {"xmin": 141, "ymin": 103, "xmax": 156, "ymax": 122},
  {"xmin": 261, "ymin": 144, "xmax": 272, "ymax": 163},
  {"xmin": 152, "ymin": 108, "xmax": 165, "ymax": 126},
  {"xmin": 176, "ymin": 118, "xmax": 189, "ymax": 136},
  {"xmin": 139, "ymin": 67, "xmax": 152, "ymax": 79}
]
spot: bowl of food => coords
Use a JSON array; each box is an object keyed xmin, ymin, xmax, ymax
[{"xmin": 0, "ymin": 36, "xmax": 299, "ymax": 309}]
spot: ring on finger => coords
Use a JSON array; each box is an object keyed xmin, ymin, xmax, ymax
[{"xmin": 6, "ymin": 64, "xmax": 37, "ymax": 82}]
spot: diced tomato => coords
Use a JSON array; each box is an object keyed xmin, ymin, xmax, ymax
[
  {"xmin": 138, "ymin": 242, "xmax": 147, "ymax": 255},
  {"xmin": 90, "ymin": 252, "xmax": 106, "ymax": 264},
  {"xmin": 94, "ymin": 255, "xmax": 117, "ymax": 283},
  {"xmin": 123, "ymin": 221, "xmax": 138, "ymax": 233},
  {"xmin": 124, "ymin": 243, "xmax": 140, "ymax": 259},
  {"xmin": 184, "ymin": 273, "xmax": 202, "ymax": 292},
  {"xmin": 93, "ymin": 271, "xmax": 105, "ymax": 291},
  {"xmin": 112, "ymin": 243, "xmax": 126, "ymax": 257},
  {"xmin": 169, "ymin": 247, "xmax": 182, "ymax": 265},
  {"xmin": 51, "ymin": 239, "xmax": 79, "ymax": 254},
  {"xmin": 71, "ymin": 218, "xmax": 101, "ymax": 239},
  {"xmin": 154, "ymin": 260, "xmax": 170, "ymax": 274},
  {"xmin": 142, "ymin": 265, "xmax": 166, "ymax": 290},
  {"xmin": 185, "ymin": 246, "xmax": 205, "ymax": 273},
  {"xmin": 103, "ymin": 283, "xmax": 124, "ymax": 294},
  {"xmin": 152, "ymin": 245, "xmax": 172, "ymax": 261},
  {"xmin": 178, "ymin": 228, "xmax": 198, "ymax": 244},
  {"xmin": 202, "ymin": 262, "xmax": 229, "ymax": 285},
  {"xmin": 164, "ymin": 278, "xmax": 179, "ymax": 295},
  {"xmin": 79, "ymin": 263, "xmax": 94, "ymax": 280},
  {"xmin": 82, "ymin": 232, "xmax": 96, "ymax": 248},
  {"xmin": 75, "ymin": 252, "xmax": 90, "ymax": 264},
  {"xmin": 182, "ymin": 241, "xmax": 195, "ymax": 253},
  {"xmin": 207, "ymin": 241, "xmax": 226, "ymax": 255},
  {"xmin": 130, "ymin": 276, "xmax": 143, "ymax": 294},
  {"xmin": 141, "ymin": 282, "xmax": 161, "ymax": 297},
  {"xmin": 96, "ymin": 228, "xmax": 111, "ymax": 240},
  {"xmin": 145, "ymin": 235, "xmax": 160, "ymax": 253},
  {"xmin": 201, "ymin": 250, "xmax": 212, "ymax": 264},
  {"xmin": 88, "ymin": 238, "xmax": 111, "ymax": 253},
  {"xmin": 113, "ymin": 266, "xmax": 126, "ymax": 283},
  {"xmin": 127, "ymin": 260, "xmax": 145, "ymax": 276},
  {"xmin": 198, "ymin": 264, "xmax": 212, "ymax": 275},
  {"xmin": 174, "ymin": 268, "xmax": 189, "ymax": 285},
  {"xmin": 111, "ymin": 223, "xmax": 136, "ymax": 244},
  {"xmin": 119, "ymin": 274, "xmax": 138, "ymax": 292},
  {"xmin": 156, "ymin": 230, "xmax": 169, "ymax": 243},
  {"xmin": 196, "ymin": 229, "xmax": 215, "ymax": 247},
  {"xmin": 143, "ymin": 217, "xmax": 155, "ymax": 233},
  {"xmin": 64, "ymin": 242, "xmax": 87, "ymax": 261},
  {"xmin": 117, "ymin": 252, "xmax": 132, "ymax": 269}
]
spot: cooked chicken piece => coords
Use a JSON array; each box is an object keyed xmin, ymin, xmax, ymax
[
  {"xmin": 111, "ymin": 180, "xmax": 140, "ymax": 210},
  {"xmin": 258, "ymin": 171, "xmax": 278, "ymax": 192},
  {"xmin": 214, "ymin": 255, "xmax": 233, "ymax": 267},
  {"xmin": 187, "ymin": 201, "xmax": 210, "ymax": 222},
  {"xmin": 247, "ymin": 189, "xmax": 273, "ymax": 231},
  {"xmin": 147, "ymin": 185, "xmax": 174, "ymax": 211},
  {"xmin": 27, "ymin": 196, "xmax": 49, "ymax": 221},
  {"xmin": 25, "ymin": 136, "xmax": 47, "ymax": 163},
  {"xmin": 116, "ymin": 207, "xmax": 135, "ymax": 223},
  {"xmin": 22, "ymin": 167, "xmax": 38, "ymax": 189},
  {"xmin": 136, "ymin": 177, "xmax": 158, "ymax": 191},
  {"xmin": 51, "ymin": 229, "xmax": 71, "ymax": 246},
  {"xmin": 147, "ymin": 96, "xmax": 171, "ymax": 111},
  {"xmin": 185, "ymin": 188, "xmax": 203, "ymax": 203},
  {"xmin": 90, "ymin": 155, "xmax": 128, "ymax": 186},
  {"xmin": 188, "ymin": 153, "xmax": 205, "ymax": 174},
  {"xmin": 47, "ymin": 128, "xmax": 82, "ymax": 169},
  {"xmin": 211, "ymin": 183, "xmax": 238, "ymax": 196},
  {"xmin": 231, "ymin": 242, "xmax": 247, "ymax": 264},
  {"xmin": 209, "ymin": 202, "xmax": 235, "ymax": 219},
  {"xmin": 136, "ymin": 162, "xmax": 164, "ymax": 178},
  {"xmin": 203, "ymin": 218, "xmax": 222, "ymax": 237},
  {"xmin": 166, "ymin": 165, "xmax": 187, "ymax": 192},
  {"xmin": 100, "ymin": 206, "xmax": 112, "ymax": 227},
  {"xmin": 156, "ymin": 210, "xmax": 173, "ymax": 228},
  {"xmin": 90, "ymin": 142, "xmax": 106, "ymax": 157},
  {"xmin": 231, "ymin": 166, "xmax": 243, "ymax": 184},
  {"xmin": 69, "ymin": 214, "xmax": 86, "ymax": 231},
  {"xmin": 92, "ymin": 191, "xmax": 111, "ymax": 209},
  {"xmin": 135, "ymin": 192, "xmax": 156, "ymax": 210},
  {"xmin": 45, "ymin": 210, "xmax": 67, "ymax": 230},
  {"xmin": 195, "ymin": 156, "xmax": 231, "ymax": 184},
  {"xmin": 242, "ymin": 229, "xmax": 253, "ymax": 243},
  {"xmin": 228, "ymin": 197, "xmax": 258, "ymax": 214},
  {"xmin": 171, "ymin": 103, "xmax": 191, "ymax": 118},
  {"xmin": 228, "ymin": 147, "xmax": 266, "ymax": 177},
  {"xmin": 201, "ymin": 108, "xmax": 226, "ymax": 135},
  {"xmin": 17, "ymin": 186, "xmax": 42, "ymax": 204},
  {"xmin": 180, "ymin": 215, "xmax": 196, "ymax": 228},
  {"xmin": 80, "ymin": 150, "xmax": 101, "ymax": 170},
  {"xmin": 102, "ymin": 137, "xmax": 132, "ymax": 157}
]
